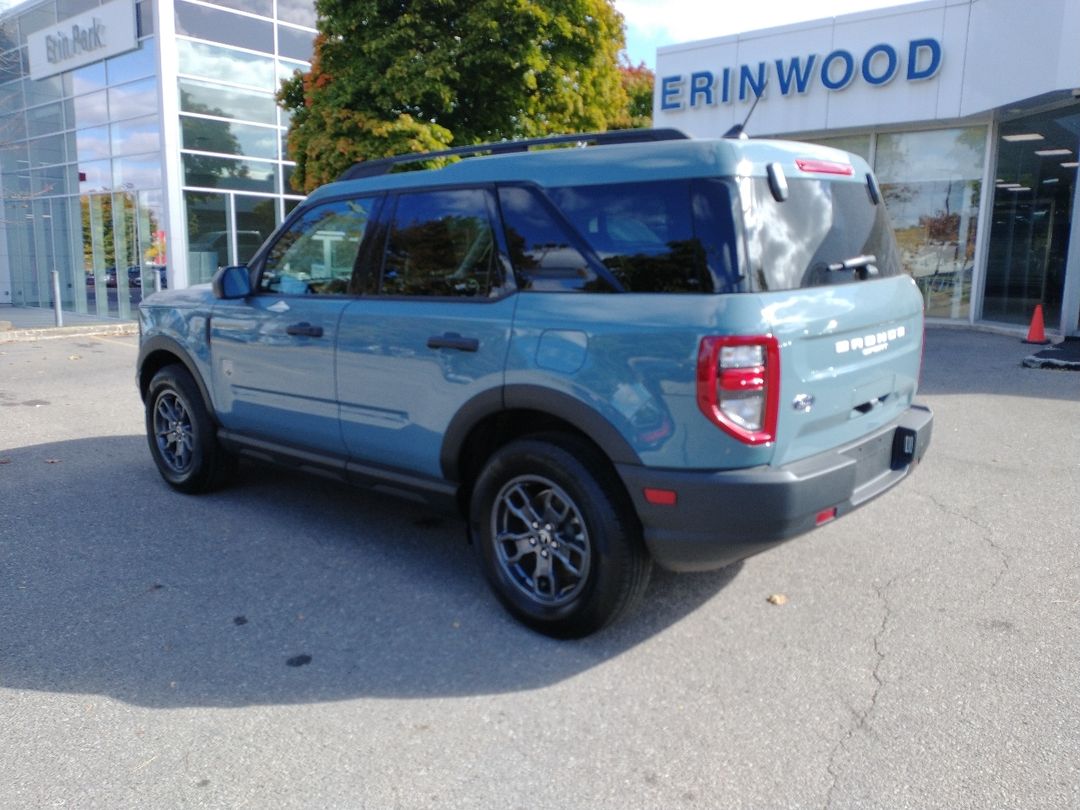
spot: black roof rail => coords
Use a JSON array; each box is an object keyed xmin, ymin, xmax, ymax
[{"xmin": 336, "ymin": 128, "xmax": 690, "ymax": 181}]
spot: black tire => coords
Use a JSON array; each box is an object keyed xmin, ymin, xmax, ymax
[
  {"xmin": 470, "ymin": 434, "xmax": 652, "ymax": 638},
  {"xmin": 145, "ymin": 364, "xmax": 231, "ymax": 493}
]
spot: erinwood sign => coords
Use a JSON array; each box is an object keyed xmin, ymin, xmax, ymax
[{"xmin": 27, "ymin": 0, "xmax": 137, "ymax": 81}]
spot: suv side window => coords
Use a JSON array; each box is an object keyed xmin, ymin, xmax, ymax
[
  {"xmin": 548, "ymin": 180, "xmax": 738, "ymax": 293},
  {"xmin": 497, "ymin": 185, "xmax": 608, "ymax": 292},
  {"xmin": 380, "ymin": 188, "xmax": 502, "ymax": 298},
  {"xmin": 258, "ymin": 196, "xmax": 377, "ymax": 295}
]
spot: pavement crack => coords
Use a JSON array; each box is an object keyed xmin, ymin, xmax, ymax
[
  {"xmin": 924, "ymin": 492, "xmax": 1011, "ymax": 594},
  {"xmin": 823, "ymin": 577, "xmax": 895, "ymax": 809}
]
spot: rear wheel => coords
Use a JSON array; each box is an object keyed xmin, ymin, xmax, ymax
[
  {"xmin": 470, "ymin": 435, "xmax": 651, "ymax": 638},
  {"xmin": 145, "ymin": 364, "xmax": 231, "ymax": 493}
]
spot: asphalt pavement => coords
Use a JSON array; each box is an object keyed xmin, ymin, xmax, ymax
[{"xmin": 0, "ymin": 328, "xmax": 1077, "ymax": 809}]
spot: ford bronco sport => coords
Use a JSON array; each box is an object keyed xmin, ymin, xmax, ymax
[{"xmin": 137, "ymin": 129, "xmax": 932, "ymax": 637}]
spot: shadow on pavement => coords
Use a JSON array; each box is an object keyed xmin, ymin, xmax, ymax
[{"xmin": 0, "ymin": 435, "xmax": 740, "ymax": 708}]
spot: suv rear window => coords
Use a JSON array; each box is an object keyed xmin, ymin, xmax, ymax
[
  {"xmin": 745, "ymin": 177, "xmax": 901, "ymax": 291},
  {"xmin": 545, "ymin": 180, "xmax": 740, "ymax": 294}
]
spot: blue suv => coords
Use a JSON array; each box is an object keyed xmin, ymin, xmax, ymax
[{"xmin": 138, "ymin": 129, "xmax": 932, "ymax": 637}]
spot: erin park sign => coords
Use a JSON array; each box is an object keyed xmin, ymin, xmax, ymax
[
  {"xmin": 27, "ymin": 0, "xmax": 138, "ymax": 81},
  {"xmin": 659, "ymin": 38, "xmax": 943, "ymax": 111}
]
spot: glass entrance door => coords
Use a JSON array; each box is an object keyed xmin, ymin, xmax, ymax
[{"xmin": 983, "ymin": 106, "xmax": 1080, "ymax": 328}]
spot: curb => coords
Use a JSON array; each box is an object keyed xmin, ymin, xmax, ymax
[{"xmin": 0, "ymin": 323, "xmax": 139, "ymax": 344}]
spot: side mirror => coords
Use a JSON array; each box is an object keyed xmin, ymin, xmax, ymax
[{"xmin": 212, "ymin": 265, "xmax": 253, "ymax": 299}]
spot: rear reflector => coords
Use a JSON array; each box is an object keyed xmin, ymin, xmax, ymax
[
  {"xmin": 816, "ymin": 507, "xmax": 838, "ymax": 526},
  {"xmin": 795, "ymin": 158, "xmax": 855, "ymax": 176},
  {"xmin": 644, "ymin": 488, "xmax": 678, "ymax": 506}
]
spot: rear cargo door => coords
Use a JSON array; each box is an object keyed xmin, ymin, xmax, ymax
[{"xmin": 742, "ymin": 172, "xmax": 925, "ymax": 466}]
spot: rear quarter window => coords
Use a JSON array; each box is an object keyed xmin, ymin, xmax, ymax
[
  {"xmin": 745, "ymin": 177, "xmax": 901, "ymax": 291},
  {"xmin": 544, "ymin": 180, "xmax": 741, "ymax": 294}
]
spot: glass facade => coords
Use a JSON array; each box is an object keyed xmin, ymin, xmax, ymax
[
  {"xmin": 0, "ymin": 0, "xmax": 313, "ymax": 311},
  {"xmin": 983, "ymin": 106, "xmax": 1079, "ymax": 327},
  {"xmin": 815, "ymin": 127, "xmax": 987, "ymax": 321}
]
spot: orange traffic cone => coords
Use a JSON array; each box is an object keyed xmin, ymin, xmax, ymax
[{"xmin": 1023, "ymin": 304, "xmax": 1051, "ymax": 345}]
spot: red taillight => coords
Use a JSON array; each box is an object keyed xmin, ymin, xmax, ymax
[
  {"xmin": 795, "ymin": 158, "xmax": 855, "ymax": 176},
  {"xmin": 696, "ymin": 335, "xmax": 780, "ymax": 445}
]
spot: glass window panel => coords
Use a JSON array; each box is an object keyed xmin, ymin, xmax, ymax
[
  {"xmin": 26, "ymin": 102, "xmax": 64, "ymax": 137},
  {"xmin": 277, "ymin": 0, "xmax": 315, "ymax": 28},
  {"xmin": 983, "ymin": 108, "xmax": 1079, "ymax": 327},
  {"xmin": 277, "ymin": 57, "xmax": 308, "ymax": 84},
  {"xmin": 0, "ymin": 109, "xmax": 28, "ymax": 143},
  {"xmin": 206, "ymin": 0, "xmax": 271, "ymax": 17},
  {"xmin": 0, "ymin": 141, "xmax": 30, "ymax": 173},
  {"xmin": 185, "ymin": 190, "xmax": 228, "ymax": 282},
  {"xmin": 108, "ymin": 78, "xmax": 157, "ymax": 122},
  {"xmin": 810, "ymin": 133, "xmax": 872, "ymax": 163},
  {"xmin": 72, "ymin": 89, "xmax": 109, "ymax": 127},
  {"xmin": 0, "ymin": 46, "xmax": 28, "ymax": 84},
  {"xmin": 137, "ymin": 188, "xmax": 167, "ymax": 274},
  {"xmin": 0, "ymin": 80, "xmax": 23, "ymax": 110},
  {"xmin": 111, "ymin": 115, "xmax": 160, "ymax": 156},
  {"xmin": 233, "ymin": 194, "xmax": 277, "ymax": 265},
  {"xmin": 24, "ymin": 74, "xmax": 63, "ymax": 106},
  {"xmin": 182, "ymin": 115, "xmax": 277, "ymax": 159},
  {"xmin": 260, "ymin": 197, "xmax": 375, "ymax": 295},
  {"xmin": 875, "ymin": 127, "xmax": 986, "ymax": 319},
  {"xmin": 174, "ymin": 2, "xmax": 273, "ymax": 53},
  {"xmin": 382, "ymin": 189, "xmax": 499, "ymax": 298},
  {"xmin": 182, "ymin": 153, "xmax": 276, "ymax": 193},
  {"xmin": 113, "ymin": 154, "xmax": 162, "ymax": 189},
  {"xmin": 498, "ymin": 185, "xmax": 594, "ymax": 292},
  {"xmin": 57, "ymin": 0, "xmax": 98, "ymax": 17},
  {"xmin": 77, "ymin": 125, "xmax": 110, "ymax": 160},
  {"xmin": 106, "ymin": 40, "xmax": 157, "ymax": 85},
  {"xmin": 18, "ymin": 4, "xmax": 57, "ymax": 45},
  {"xmin": 178, "ymin": 39, "xmax": 275, "ymax": 90},
  {"xmin": 71, "ymin": 61, "xmax": 106, "ymax": 95},
  {"xmin": 178, "ymin": 78, "xmax": 276, "ymax": 125},
  {"xmin": 31, "ymin": 163, "xmax": 76, "ymax": 196},
  {"xmin": 28, "ymin": 133, "xmax": 66, "ymax": 165},
  {"xmin": 79, "ymin": 158, "xmax": 111, "ymax": 193},
  {"xmin": 277, "ymin": 25, "xmax": 314, "ymax": 61}
]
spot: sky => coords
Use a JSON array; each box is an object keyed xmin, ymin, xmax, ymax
[{"xmin": 615, "ymin": 0, "xmax": 924, "ymax": 68}]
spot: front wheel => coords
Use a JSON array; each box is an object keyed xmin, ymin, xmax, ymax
[
  {"xmin": 145, "ymin": 364, "xmax": 231, "ymax": 493},
  {"xmin": 470, "ymin": 435, "xmax": 651, "ymax": 638}
]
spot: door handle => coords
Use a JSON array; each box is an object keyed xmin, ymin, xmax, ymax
[
  {"xmin": 427, "ymin": 332, "xmax": 479, "ymax": 352},
  {"xmin": 286, "ymin": 322, "xmax": 324, "ymax": 337}
]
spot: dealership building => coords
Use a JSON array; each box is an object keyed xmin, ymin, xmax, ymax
[
  {"xmin": 0, "ymin": 0, "xmax": 314, "ymax": 319},
  {"xmin": 654, "ymin": 0, "xmax": 1080, "ymax": 335},
  {"xmin": 2, "ymin": 0, "xmax": 1080, "ymax": 337}
]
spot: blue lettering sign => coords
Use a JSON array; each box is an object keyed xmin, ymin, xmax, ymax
[
  {"xmin": 739, "ymin": 62, "xmax": 767, "ymax": 101},
  {"xmin": 661, "ymin": 75, "xmax": 684, "ymax": 110},
  {"xmin": 721, "ymin": 67, "xmax": 731, "ymax": 103},
  {"xmin": 690, "ymin": 71, "xmax": 715, "ymax": 107},
  {"xmin": 775, "ymin": 55, "xmax": 816, "ymax": 96},
  {"xmin": 862, "ymin": 43, "xmax": 898, "ymax": 85},
  {"xmin": 821, "ymin": 50, "xmax": 855, "ymax": 91},
  {"xmin": 907, "ymin": 38, "xmax": 942, "ymax": 80}
]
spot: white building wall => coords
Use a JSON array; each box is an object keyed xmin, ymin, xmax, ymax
[{"xmin": 654, "ymin": 0, "xmax": 1080, "ymax": 138}]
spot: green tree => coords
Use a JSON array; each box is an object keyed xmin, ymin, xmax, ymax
[
  {"xmin": 614, "ymin": 60, "xmax": 654, "ymax": 129},
  {"xmin": 279, "ymin": 0, "xmax": 630, "ymax": 193}
]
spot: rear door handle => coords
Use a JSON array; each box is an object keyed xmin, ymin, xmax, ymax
[
  {"xmin": 427, "ymin": 333, "xmax": 479, "ymax": 352},
  {"xmin": 286, "ymin": 322, "xmax": 324, "ymax": 337}
]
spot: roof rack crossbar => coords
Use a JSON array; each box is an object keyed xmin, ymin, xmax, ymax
[{"xmin": 337, "ymin": 128, "xmax": 690, "ymax": 181}]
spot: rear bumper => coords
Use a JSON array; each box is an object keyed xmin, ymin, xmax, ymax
[{"xmin": 616, "ymin": 404, "xmax": 933, "ymax": 572}]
